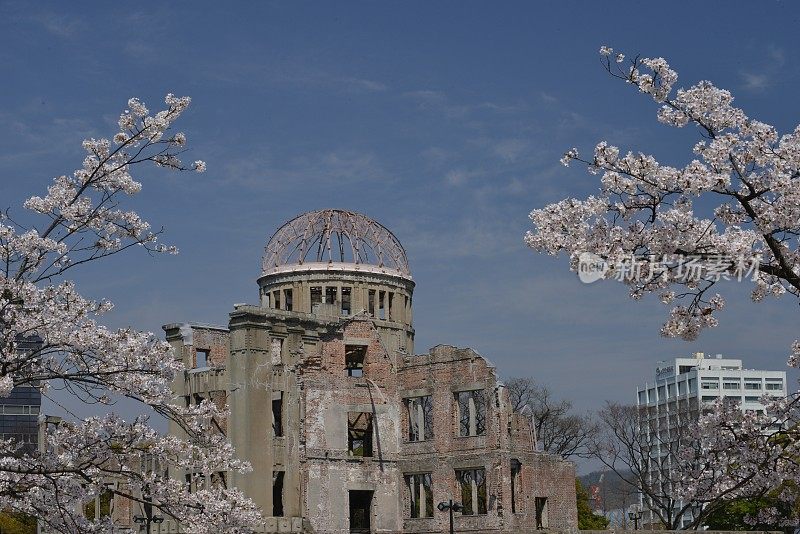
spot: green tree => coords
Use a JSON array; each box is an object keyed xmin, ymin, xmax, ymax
[
  {"xmin": 576, "ymin": 479, "xmax": 609, "ymax": 530},
  {"xmin": 704, "ymin": 490, "xmax": 799, "ymax": 533},
  {"xmin": 0, "ymin": 512, "xmax": 37, "ymax": 534}
]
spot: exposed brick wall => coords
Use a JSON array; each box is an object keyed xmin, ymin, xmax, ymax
[
  {"xmin": 299, "ymin": 317, "xmax": 404, "ymax": 533},
  {"xmin": 395, "ymin": 344, "xmax": 578, "ymax": 533},
  {"xmin": 297, "ymin": 325, "xmax": 577, "ymax": 533},
  {"xmin": 168, "ymin": 314, "xmax": 578, "ymax": 534},
  {"xmin": 191, "ymin": 327, "xmax": 230, "ymax": 368}
]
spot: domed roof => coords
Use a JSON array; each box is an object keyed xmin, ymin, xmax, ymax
[{"xmin": 262, "ymin": 209, "xmax": 411, "ymax": 278}]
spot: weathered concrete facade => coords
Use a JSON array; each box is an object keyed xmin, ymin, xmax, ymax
[{"xmin": 165, "ymin": 210, "xmax": 577, "ymax": 533}]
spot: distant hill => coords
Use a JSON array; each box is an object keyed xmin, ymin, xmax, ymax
[{"xmin": 579, "ymin": 469, "xmax": 639, "ymax": 513}]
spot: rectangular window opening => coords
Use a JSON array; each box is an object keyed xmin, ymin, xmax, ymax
[
  {"xmin": 388, "ymin": 292, "xmax": 394, "ymax": 320},
  {"xmin": 273, "ymin": 471, "xmax": 284, "ymax": 517},
  {"xmin": 85, "ymin": 488, "xmax": 114, "ymax": 521},
  {"xmin": 348, "ymin": 412, "xmax": 373, "ymax": 457},
  {"xmin": 406, "ymin": 396, "xmax": 433, "ymax": 441},
  {"xmin": 341, "ymin": 287, "xmax": 352, "ymax": 316},
  {"xmin": 272, "ymin": 392, "xmax": 283, "ymax": 437},
  {"xmin": 325, "ymin": 286, "xmax": 338, "ymax": 305},
  {"xmin": 405, "ymin": 473, "xmax": 433, "ymax": 518},
  {"xmin": 273, "ymin": 291, "xmax": 280, "ymax": 310},
  {"xmin": 310, "ymin": 286, "xmax": 322, "ymax": 309},
  {"xmin": 284, "ymin": 289, "xmax": 293, "ymax": 311},
  {"xmin": 378, "ymin": 291, "xmax": 386, "ymax": 320},
  {"xmin": 345, "ymin": 345, "xmax": 367, "ymax": 377},
  {"xmin": 456, "ymin": 468, "xmax": 487, "ymax": 515},
  {"xmin": 368, "ymin": 289, "xmax": 376, "ymax": 316},
  {"xmin": 456, "ymin": 390, "xmax": 486, "ymax": 437},
  {"xmin": 510, "ymin": 459, "xmax": 521, "ymax": 514},
  {"xmin": 196, "ymin": 349, "xmax": 210, "ymax": 368},
  {"xmin": 185, "ymin": 472, "xmax": 206, "ymax": 493},
  {"xmin": 212, "ymin": 471, "xmax": 226, "ymax": 489},
  {"xmin": 349, "ymin": 490, "xmax": 372, "ymax": 533}
]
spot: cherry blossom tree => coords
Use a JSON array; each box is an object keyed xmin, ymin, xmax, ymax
[
  {"xmin": 526, "ymin": 47, "xmax": 800, "ymax": 526},
  {"xmin": 0, "ymin": 95, "xmax": 262, "ymax": 532}
]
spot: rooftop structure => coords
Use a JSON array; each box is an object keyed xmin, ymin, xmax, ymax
[
  {"xmin": 262, "ymin": 209, "xmax": 411, "ymax": 278},
  {"xmin": 640, "ymin": 352, "xmax": 787, "ymax": 410}
]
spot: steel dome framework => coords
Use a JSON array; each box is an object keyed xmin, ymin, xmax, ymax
[{"xmin": 262, "ymin": 210, "xmax": 411, "ymax": 277}]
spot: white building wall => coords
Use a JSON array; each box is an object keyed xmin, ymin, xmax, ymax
[{"xmin": 635, "ymin": 353, "xmax": 787, "ymax": 527}]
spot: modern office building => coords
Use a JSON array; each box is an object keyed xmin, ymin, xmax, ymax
[
  {"xmin": 0, "ymin": 336, "xmax": 42, "ymax": 454},
  {"xmin": 636, "ymin": 353, "xmax": 787, "ymax": 527},
  {"xmin": 147, "ymin": 209, "xmax": 578, "ymax": 534}
]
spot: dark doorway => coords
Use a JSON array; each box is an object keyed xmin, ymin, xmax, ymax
[
  {"xmin": 349, "ymin": 490, "xmax": 373, "ymax": 533},
  {"xmin": 273, "ymin": 471, "xmax": 284, "ymax": 517},
  {"xmin": 535, "ymin": 496, "xmax": 548, "ymax": 529}
]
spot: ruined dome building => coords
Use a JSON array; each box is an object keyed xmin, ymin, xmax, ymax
[{"xmin": 164, "ymin": 209, "xmax": 577, "ymax": 534}]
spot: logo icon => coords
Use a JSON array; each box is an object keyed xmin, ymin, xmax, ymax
[{"xmin": 577, "ymin": 252, "xmax": 608, "ymax": 284}]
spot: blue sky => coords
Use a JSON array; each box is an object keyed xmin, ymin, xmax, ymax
[{"xmin": 1, "ymin": 1, "xmax": 799, "ymax": 471}]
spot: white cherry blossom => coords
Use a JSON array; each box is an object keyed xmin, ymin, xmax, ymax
[
  {"xmin": 527, "ymin": 47, "xmax": 800, "ymax": 525},
  {"xmin": 0, "ymin": 95, "xmax": 261, "ymax": 532}
]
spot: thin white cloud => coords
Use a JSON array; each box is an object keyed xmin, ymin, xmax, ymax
[
  {"xmin": 540, "ymin": 91, "xmax": 558, "ymax": 104},
  {"xmin": 741, "ymin": 72, "xmax": 770, "ymax": 91},
  {"xmin": 768, "ymin": 44, "xmax": 785, "ymax": 67},
  {"xmin": 739, "ymin": 44, "xmax": 786, "ymax": 92},
  {"xmin": 335, "ymin": 76, "xmax": 388, "ymax": 93},
  {"xmin": 445, "ymin": 169, "xmax": 468, "ymax": 186},
  {"xmin": 218, "ymin": 148, "xmax": 392, "ymax": 192},
  {"xmin": 490, "ymin": 138, "xmax": 528, "ymax": 162},
  {"xmin": 402, "ymin": 89, "xmax": 478, "ymax": 119},
  {"xmin": 205, "ymin": 59, "xmax": 388, "ymax": 94},
  {"xmin": 27, "ymin": 10, "xmax": 83, "ymax": 38},
  {"xmin": 123, "ymin": 41, "xmax": 158, "ymax": 60},
  {"xmin": 403, "ymin": 90, "xmax": 446, "ymax": 101},
  {"xmin": 420, "ymin": 147, "xmax": 451, "ymax": 165},
  {"xmin": 398, "ymin": 214, "xmax": 521, "ymax": 261}
]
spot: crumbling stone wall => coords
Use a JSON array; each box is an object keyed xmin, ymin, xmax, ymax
[
  {"xmin": 396, "ymin": 344, "xmax": 578, "ymax": 533},
  {"xmin": 299, "ymin": 316, "xmax": 404, "ymax": 534},
  {"xmin": 166, "ymin": 315, "xmax": 578, "ymax": 534},
  {"xmin": 191, "ymin": 327, "xmax": 230, "ymax": 368}
]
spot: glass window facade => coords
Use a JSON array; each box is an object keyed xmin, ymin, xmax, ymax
[{"xmin": 0, "ymin": 386, "xmax": 41, "ymax": 453}]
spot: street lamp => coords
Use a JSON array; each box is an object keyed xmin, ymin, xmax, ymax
[
  {"xmin": 437, "ymin": 500, "xmax": 463, "ymax": 534},
  {"xmin": 627, "ymin": 505, "xmax": 643, "ymax": 531},
  {"xmin": 133, "ymin": 484, "xmax": 164, "ymax": 534}
]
